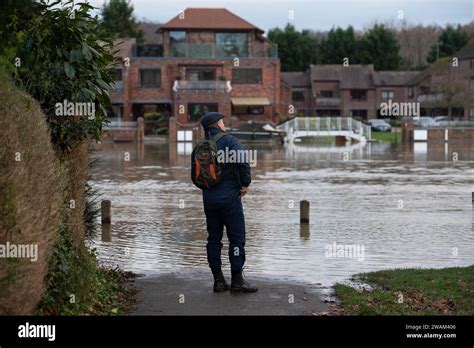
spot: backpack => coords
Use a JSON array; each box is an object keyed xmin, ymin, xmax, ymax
[{"xmin": 191, "ymin": 132, "xmax": 228, "ymax": 190}]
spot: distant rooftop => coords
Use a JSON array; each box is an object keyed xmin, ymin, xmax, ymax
[
  {"xmin": 158, "ymin": 8, "xmax": 263, "ymax": 33},
  {"xmin": 310, "ymin": 65, "xmax": 375, "ymax": 89},
  {"xmin": 372, "ymin": 71, "xmax": 419, "ymax": 86},
  {"xmin": 455, "ymin": 38, "xmax": 474, "ymax": 59},
  {"xmin": 281, "ymin": 72, "xmax": 311, "ymax": 87}
]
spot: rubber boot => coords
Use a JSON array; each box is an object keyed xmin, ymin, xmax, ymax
[
  {"xmin": 212, "ymin": 268, "xmax": 230, "ymax": 293},
  {"xmin": 230, "ymin": 270, "xmax": 258, "ymax": 293}
]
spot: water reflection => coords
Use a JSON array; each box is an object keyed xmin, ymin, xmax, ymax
[{"xmin": 91, "ymin": 140, "xmax": 474, "ymax": 289}]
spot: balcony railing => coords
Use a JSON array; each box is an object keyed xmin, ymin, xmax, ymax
[
  {"xmin": 132, "ymin": 43, "xmax": 278, "ymax": 58},
  {"xmin": 315, "ymin": 97, "xmax": 341, "ymax": 106},
  {"xmin": 173, "ymin": 80, "xmax": 231, "ymax": 92}
]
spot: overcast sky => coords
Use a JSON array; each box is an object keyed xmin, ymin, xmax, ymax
[{"xmin": 84, "ymin": 0, "xmax": 473, "ymax": 32}]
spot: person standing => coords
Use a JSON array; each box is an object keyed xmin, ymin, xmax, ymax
[{"xmin": 191, "ymin": 112, "xmax": 258, "ymax": 293}]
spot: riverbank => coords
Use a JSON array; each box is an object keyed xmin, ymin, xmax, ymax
[
  {"xmin": 131, "ymin": 272, "xmax": 330, "ymax": 315},
  {"xmin": 333, "ymin": 265, "xmax": 474, "ymax": 315}
]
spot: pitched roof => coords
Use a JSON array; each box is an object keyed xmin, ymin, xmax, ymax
[
  {"xmin": 158, "ymin": 8, "xmax": 263, "ymax": 33},
  {"xmin": 281, "ymin": 72, "xmax": 311, "ymax": 87},
  {"xmin": 113, "ymin": 38, "xmax": 136, "ymax": 58},
  {"xmin": 310, "ymin": 65, "xmax": 375, "ymax": 89},
  {"xmin": 409, "ymin": 57, "xmax": 451, "ymax": 85},
  {"xmin": 373, "ymin": 71, "xmax": 418, "ymax": 86},
  {"xmin": 454, "ymin": 38, "xmax": 474, "ymax": 59},
  {"xmin": 140, "ymin": 22, "xmax": 162, "ymax": 44}
]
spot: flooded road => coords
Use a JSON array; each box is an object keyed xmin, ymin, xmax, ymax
[{"xmin": 90, "ymin": 140, "xmax": 474, "ymax": 289}]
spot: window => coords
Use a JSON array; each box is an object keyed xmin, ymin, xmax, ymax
[
  {"xmin": 470, "ymin": 78, "xmax": 474, "ymax": 90},
  {"xmin": 351, "ymin": 90, "xmax": 367, "ymax": 101},
  {"xmin": 407, "ymin": 87, "xmax": 414, "ymax": 98},
  {"xmin": 106, "ymin": 104, "xmax": 123, "ymax": 119},
  {"xmin": 140, "ymin": 69, "xmax": 161, "ymax": 88},
  {"xmin": 169, "ymin": 31, "xmax": 187, "ymax": 57},
  {"xmin": 112, "ymin": 69, "xmax": 122, "ymax": 81},
  {"xmin": 188, "ymin": 103, "xmax": 218, "ymax": 122},
  {"xmin": 470, "ymin": 108, "xmax": 474, "ymax": 121},
  {"xmin": 216, "ymin": 33, "xmax": 248, "ymax": 57},
  {"xmin": 382, "ymin": 90, "xmax": 395, "ymax": 100},
  {"xmin": 232, "ymin": 68, "xmax": 262, "ymax": 84},
  {"xmin": 186, "ymin": 68, "xmax": 216, "ymax": 81},
  {"xmin": 234, "ymin": 106, "xmax": 264, "ymax": 115},
  {"xmin": 470, "ymin": 59, "xmax": 474, "ymax": 75},
  {"xmin": 292, "ymin": 91, "xmax": 305, "ymax": 102},
  {"xmin": 320, "ymin": 91, "xmax": 334, "ymax": 98}
]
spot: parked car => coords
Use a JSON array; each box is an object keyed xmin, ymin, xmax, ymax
[
  {"xmin": 368, "ymin": 119, "xmax": 392, "ymax": 132},
  {"xmin": 413, "ymin": 117, "xmax": 436, "ymax": 128},
  {"xmin": 434, "ymin": 116, "xmax": 464, "ymax": 127},
  {"xmin": 434, "ymin": 116, "xmax": 449, "ymax": 124}
]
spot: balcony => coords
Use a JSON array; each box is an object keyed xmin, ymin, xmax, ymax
[
  {"xmin": 173, "ymin": 80, "xmax": 231, "ymax": 93},
  {"xmin": 315, "ymin": 97, "xmax": 341, "ymax": 106},
  {"xmin": 132, "ymin": 43, "xmax": 278, "ymax": 59}
]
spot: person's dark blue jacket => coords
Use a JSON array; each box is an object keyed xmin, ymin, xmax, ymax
[{"xmin": 193, "ymin": 127, "xmax": 251, "ymax": 204}]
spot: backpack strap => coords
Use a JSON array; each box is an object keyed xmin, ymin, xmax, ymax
[{"xmin": 210, "ymin": 132, "xmax": 227, "ymax": 144}]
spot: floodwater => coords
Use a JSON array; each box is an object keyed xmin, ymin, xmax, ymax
[{"xmin": 90, "ymin": 139, "xmax": 474, "ymax": 289}]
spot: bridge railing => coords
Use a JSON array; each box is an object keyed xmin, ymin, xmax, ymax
[{"xmin": 277, "ymin": 117, "xmax": 371, "ymax": 140}]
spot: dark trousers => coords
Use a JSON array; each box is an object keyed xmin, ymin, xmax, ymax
[{"xmin": 204, "ymin": 198, "xmax": 246, "ymax": 273}]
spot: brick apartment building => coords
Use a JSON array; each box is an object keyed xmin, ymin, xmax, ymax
[
  {"xmin": 282, "ymin": 40, "xmax": 474, "ymax": 121},
  {"xmin": 109, "ymin": 9, "xmax": 474, "ymax": 130},
  {"xmin": 108, "ymin": 8, "xmax": 281, "ymax": 127}
]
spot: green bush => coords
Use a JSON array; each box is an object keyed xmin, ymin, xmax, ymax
[
  {"xmin": 3, "ymin": 0, "xmax": 116, "ymax": 153},
  {"xmin": 144, "ymin": 112, "xmax": 162, "ymax": 121}
]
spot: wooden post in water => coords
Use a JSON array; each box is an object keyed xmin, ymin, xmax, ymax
[
  {"xmin": 101, "ymin": 200, "xmax": 111, "ymax": 224},
  {"xmin": 136, "ymin": 117, "xmax": 144, "ymax": 143},
  {"xmin": 300, "ymin": 200, "xmax": 310, "ymax": 224}
]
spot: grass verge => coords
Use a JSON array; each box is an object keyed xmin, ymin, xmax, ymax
[
  {"xmin": 371, "ymin": 131, "xmax": 401, "ymax": 143},
  {"xmin": 333, "ymin": 266, "xmax": 474, "ymax": 315}
]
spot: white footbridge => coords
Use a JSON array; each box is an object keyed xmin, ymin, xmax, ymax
[{"xmin": 276, "ymin": 117, "xmax": 371, "ymax": 143}]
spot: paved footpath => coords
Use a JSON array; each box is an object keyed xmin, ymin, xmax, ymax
[{"xmin": 130, "ymin": 271, "xmax": 330, "ymax": 315}]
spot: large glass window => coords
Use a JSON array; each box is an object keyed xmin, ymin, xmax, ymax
[
  {"xmin": 232, "ymin": 68, "xmax": 262, "ymax": 84},
  {"xmin": 169, "ymin": 31, "xmax": 187, "ymax": 57},
  {"xmin": 216, "ymin": 33, "xmax": 248, "ymax": 57},
  {"xmin": 140, "ymin": 69, "xmax": 161, "ymax": 88}
]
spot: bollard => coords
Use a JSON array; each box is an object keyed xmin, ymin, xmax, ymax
[
  {"xmin": 136, "ymin": 117, "xmax": 144, "ymax": 143},
  {"xmin": 101, "ymin": 200, "xmax": 111, "ymax": 224},
  {"xmin": 101, "ymin": 224, "xmax": 111, "ymax": 242},
  {"xmin": 300, "ymin": 223, "xmax": 310, "ymax": 239},
  {"xmin": 300, "ymin": 200, "xmax": 310, "ymax": 224}
]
